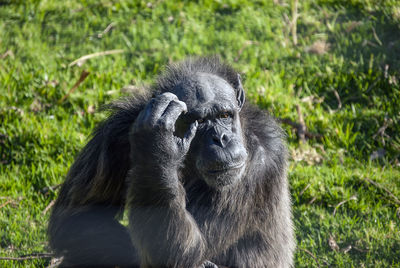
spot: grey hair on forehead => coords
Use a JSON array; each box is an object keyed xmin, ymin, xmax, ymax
[{"xmin": 154, "ymin": 56, "xmax": 243, "ymax": 94}]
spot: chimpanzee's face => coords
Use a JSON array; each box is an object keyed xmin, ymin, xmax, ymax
[{"xmin": 172, "ymin": 73, "xmax": 248, "ymax": 188}]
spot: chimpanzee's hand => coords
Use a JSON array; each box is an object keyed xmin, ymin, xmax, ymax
[{"xmin": 130, "ymin": 92, "xmax": 198, "ymax": 168}]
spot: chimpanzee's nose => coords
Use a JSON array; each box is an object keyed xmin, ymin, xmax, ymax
[{"xmin": 211, "ymin": 131, "xmax": 230, "ymax": 148}]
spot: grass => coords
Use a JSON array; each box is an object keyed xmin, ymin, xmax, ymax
[{"xmin": 1, "ymin": 0, "xmax": 399, "ymax": 267}]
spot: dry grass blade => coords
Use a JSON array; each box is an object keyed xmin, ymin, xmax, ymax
[
  {"xmin": 40, "ymin": 184, "xmax": 62, "ymax": 195},
  {"xmin": 333, "ymin": 90, "xmax": 342, "ymax": 110},
  {"xmin": 345, "ymin": 21, "xmax": 362, "ymax": 33},
  {"xmin": 296, "ymin": 104, "xmax": 306, "ymax": 143},
  {"xmin": 291, "ymin": 146, "xmax": 323, "ymax": 164},
  {"xmin": 363, "ymin": 177, "xmax": 400, "ymax": 205},
  {"xmin": 98, "ymin": 22, "xmax": 116, "ymax": 38},
  {"xmin": 328, "ymin": 234, "xmax": 340, "ymax": 251},
  {"xmin": 342, "ymin": 245, "xmax": 352, "ymax": 254},
  {"xmin": 69, "ymin": 49, "xmax": 125, "ymax": 67},
  {"xmin": 371, "ymin": 26, "xmax": 382, "ymax": 46},
  {"xmin": 1, "ymin": 50, "xmax": 14, "ymax": 59},
  {"xmin": 333, "ymin": 195, "xmax": 357, "ymax": 216},
  {"xmin": 58, "ymin": 70, "xmax": 90, "ymax": 104},
  {"xmin": 278, "ymin": 117, "xmax": 323, "ymax": 140},
  {"xmin": 308, "ymin": 196, "xmax": 317, "ymax": 205},
  {"xmin": 0, "ymin": 253, "xmax": 53, "ymax": 261},
  {"xmin": 234, "ymin": 40, "xmax": 257, "ymax": 62},
  {"xmin": 352, "ymin": 246, "xmax": 369, "ymax": 253},
  {"xmin": 47, "ymin": 257, "xmax": 64, "ymax": 268},
  {"xmin": 372, "ymin": 117, "xmax": 392, "ymax": 144},
  {"xmin": 42, "ymin": 200, "xmax": 56, "ymax": 215},
  {"xmin": 298, "ymin": 248, "xmax": 321, "ymax": 268},
  {"xmin": 305, "ymin": 40, "xmax": 330, "ymax": 55},
  {"xmin": 0, "ymin": 200, "xmax": 12, "ymax": 209},
  {"xmin": 299, "ymin": 184, "xmax": 311, "ymax": 196},
  {"xmin": 291, "ymin": 0, "xmax": 299, "ymax": 45}
]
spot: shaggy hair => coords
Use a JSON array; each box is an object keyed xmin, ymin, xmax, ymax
[{"xmin": 48, "ymin": 57, "xmax": 295, "ymax": 267}]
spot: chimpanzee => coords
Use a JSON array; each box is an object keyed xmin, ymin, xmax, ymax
[{"xmin": 48, "ymin": 57, "xmax": 295, "ymax": 268}]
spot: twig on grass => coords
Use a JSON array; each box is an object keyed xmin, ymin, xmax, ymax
[
  {"xmin": 352, "ymin": 246, "xmax": 369, "ymax": 253},
  {"xmin": 333, "ymin": 90, "xmax": 342, "ymax": 110},
  {"xmin": 40, "ymin": 184, "xmax": 62, "ymax": 195},
  {"xmin": 332, "ymin": 195, "xmax": 357, "ymax": 216},
  {"xmin": 0, "ymin": 197, "xmax": 23, "ymax": 209},
  {"xmin": 308, "ymin": 196, "xmax": 317, "ymax": 205},
  {"xmin": 97, "ymin": 22, "xmax": 116, "ymax": 38},
  {"xmin": 58, "ymin": 70, "xmax": 90, "ymax": 104},
  {"xmin": 277, "ymin": 109, "xmax": 323, "ymax": 142},
  {"xmin": 363, "ymin": 40, "xmax": 379, "ymax": 48},
  {"xmin": 69, "ymin": 49, "xmax": 125, "ymax": 67},
  {"xmin": 365, "ymin": 78, "xmax": 379, "ymax": 93},
  {"xmin": 1, "ymin": 50, "xmax": 14, "ymax": 59},
  {"xmin": 47, "ymin": 257, "xmax": 64, "ymax": 268},
  {"xmin": 278, "ymin": 118, "xmax": 323, "ymax": 140},
  {"xmin": 371, "ymin": 26, "xmax": 382, "ymax": 46},
  {"xmin": 372, "ymin": 116, "xmax": 392, "ymax": 145},
  {"xmin": 0, "ymin": 200, "xmax": 12, "ymax": 209},
  {"xmin": 363, "ymin": 177, "xmax": 400, "ymax": 205},
  {"xmin": 328, "ymin": 234, "xmax": 340, "ymax": 251},
  {"xmin": 234, "ymin": 41, "xmax": 257, "ymax": 62},
  {"xmin": 0, "ymin": 253, "xmax": 53, "ymax": 261},
  {"xmin": 296, "ymin": 104, "xmax": 306, "ymax": 143},
  {"xmin": 384, "ymin": 64, "xmax": 389, "ymax": 79},
  {"xmin": 305, "ymin": 40, "xmax": 330, "ymax": 55},
  {"xmin": 42, "ymin": 200, "xmax": 56, "ymax": 215},
  {"xmin": 291, "ymin": 0, "xmax": 299, "ymax": 45},
  {"xmin": 298, "ymin": 248, "xmax": 321, "ymax": 268},
  {"xmin": 342, "ymin": 245, "xmax": 352, "ymax": 254},
  {"xmin": 299, "ymin": 184, "xmax": 311, "ymax": 196}
]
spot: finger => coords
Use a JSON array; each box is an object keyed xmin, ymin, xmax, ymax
[
  {"xmin": 147, "ymin": 92, "xmax": 178, "ymax": 124},
  {"xmin": 161, "ymin": 100, "xmax": 187, "ymax": 131},
  {"xmin": 182, "ymin": 120, "xmax": 198, "ymax": 149},
  {"xmin": 133, "ymin": 98, "xmax": 155, "ymax": 129}
]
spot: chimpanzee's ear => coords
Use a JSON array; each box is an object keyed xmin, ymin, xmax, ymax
[{"xmin": 236, "ymin": 74, "xmax": 246, "ymax": 111}]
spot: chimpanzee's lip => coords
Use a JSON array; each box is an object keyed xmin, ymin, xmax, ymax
[{"xmin": 206, "ymin": 162, "xmax": 245, "ymax": 174}]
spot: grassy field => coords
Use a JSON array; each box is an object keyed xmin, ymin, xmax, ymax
[{"xmin": 1, "ymin": 0, "xmax": 399, "ymax": 267}]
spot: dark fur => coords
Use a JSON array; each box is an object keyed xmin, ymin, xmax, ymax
[{"xmin": 48, "ymin": 57, "xmax": 295, "ymax": 267}]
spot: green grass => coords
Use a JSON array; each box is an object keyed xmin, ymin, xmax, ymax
[{"xmin": 1, "ymin": 0, "xmax": 399, "ymax": 267}]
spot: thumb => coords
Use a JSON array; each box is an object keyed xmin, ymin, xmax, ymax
[{"xmin": 182, "ymin": 120, "xmax": 198, "ymax": 151}]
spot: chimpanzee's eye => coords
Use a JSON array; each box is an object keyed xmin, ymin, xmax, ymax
[
  {"xmin": 219, "ymin": 112, "xmax": 231, "ymax": 119},
  {"xmin": 197, "ymin": 118, "xmax": 205, "ymax": 124}
]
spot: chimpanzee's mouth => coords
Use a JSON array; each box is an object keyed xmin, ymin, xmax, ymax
[{"xmin": 206, "ymin": 162, "xmax": 245, "ymax": 174}]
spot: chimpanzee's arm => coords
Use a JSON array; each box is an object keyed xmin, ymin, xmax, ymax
[
  {"xmin": 128, "ymin": 167, "xmax": 206, "ymax": 268},
  {"xmin": 48, "ymin": 100, "xmax": 144, "ymax": 267},
  {"xmin": 127, "ymin": 92, "xmax": 212, "ymax": 268}
]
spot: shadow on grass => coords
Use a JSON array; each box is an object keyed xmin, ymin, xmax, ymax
[
  {"xmin": 291, "ymin": 3, "xmax": 400, "ymax": 161},
  {"xmin": 308, "ymin": 3, "xmax": 400, "ymax": 107},
  {"xmin": 293, "ymin": 206, "xmax": 400, "ymax": 266}
]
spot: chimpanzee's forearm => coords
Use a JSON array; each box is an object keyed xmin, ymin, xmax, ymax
[{"xmin": 127, "ymin": 167, "xmax": 206, "ymax": 268}]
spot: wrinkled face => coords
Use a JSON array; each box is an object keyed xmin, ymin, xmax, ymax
[{"xmin": 171, "ymin": 73, "xmax": 248, "ymax": 188}]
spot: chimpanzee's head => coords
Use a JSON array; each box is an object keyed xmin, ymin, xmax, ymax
[{"xmin": 170, "ymin": 72, "xmax": 248, "ymax": 188}]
